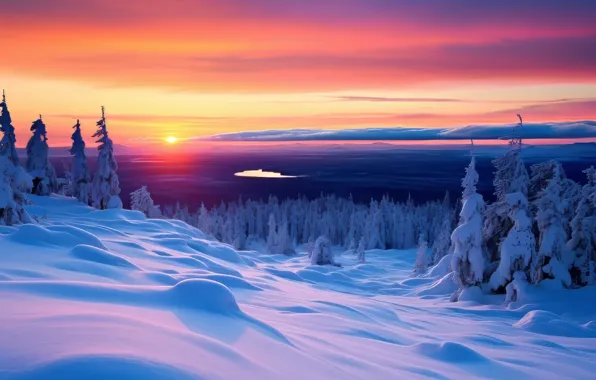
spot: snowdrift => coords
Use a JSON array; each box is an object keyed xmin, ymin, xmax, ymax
[{"xmin": 1, "ymin": 195, "xmax": 595, "ymax": 379}]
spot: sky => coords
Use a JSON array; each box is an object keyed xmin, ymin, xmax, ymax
[{"xmin": 1, "ymin": 0, "xmax": 596, "ymax": 147}]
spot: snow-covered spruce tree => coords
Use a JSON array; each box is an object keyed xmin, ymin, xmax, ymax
[
  {"xmin": 567, "ymin": 167, "xmax": 596, "ymax": 286},
  {"xmin": 345, "ymin": 237, "xmax": 357, "ymax": 254},
  {"xmin": 266, "ymin": 213, "xmax": 278, "ymax": 254},
  {"xmin": 25, "ymin": 117, "xmax": 57, "ymax": 196},
  {"xmin": 306, "ymin": 236, "xmax": 315, "ymax": 258},
  {"xmin": 0, "ymin": 92, "xmax": 19, "ymax": 166},
  {"xmin": 365, "ymin": 200, "xmax": 384, "ymax": 249},
  {"xmin": 489, "ymin": 192, "xmax": 535, "ymax": 292},
  {"xmin": 277, "ymin": 221, "xmax": 295, "ymax": 255},
  {"xmin": 0, "ymin": 157, "xmax": 15, "ymax": 225},
  {"xmin": 69, "ymin": 119, "xmax": 91, "ymax": 204},
  {"xmin": 357, "ymin": 236, "xmax": 366, "ymax": 263},
  {"xmin": 483, "ymin": 148, "xmax": 531, "ymax": 284},
  {"xmin": 529, "ymin": 161, "xmax": 566, "ymax": 204},
  {"xmin": 311, "ymin": 236, "xmax": 337, "ymax": 266},
  {"xmin": 91, "ymin": 107, "xmax": 122, "ymax": 210},
  {"xmin": 529, "ymin": 161, "xmax": 579, "ymax": 238},
  {"xmin": 414, "ymin": 233, "xmax": 430, "ymax": 273},
  {"xmin": 451, "ymin": 155, "xmax": 485, "ymax": 289},
  {"xmin": 0, "ymin": 92, "xmax": 32, "ymax": 225},
  {"xmin": 531, "ymin": 164, "xmax": 571, "ymax": 287},
  {"xmin": 197, "ymin": 202, "xmax": 211, "ymax": 235},
  {"xmin": 484, "ymin": 150, "xmax": 530, "ymax": 258},
  {"xmin": 432, "ymin": 215, "xmax": 452, "ymax": 264},
  {"xmin": 344, "ymin": 212, "xmax": 357, "ymax": 250},
  {"xmin": 130, "ymin": 186, "xmax": 162, "ymax": 218}
]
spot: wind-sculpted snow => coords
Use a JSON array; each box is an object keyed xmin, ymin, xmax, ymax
[{"xmin": 1, "ymin": 195, "xmax": 595, "ymax": 379}]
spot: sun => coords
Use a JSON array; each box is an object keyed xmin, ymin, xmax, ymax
[{"xmin": 165, "ymin": 136, "xmax": 178, "ymax": 144}]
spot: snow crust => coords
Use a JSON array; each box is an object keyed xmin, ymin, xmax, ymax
[{"xmin": 1, "ymin": 195, "xmax": 595, "ymax": 379}]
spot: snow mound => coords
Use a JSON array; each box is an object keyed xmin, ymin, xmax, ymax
[
  {"xmin": 192, "ymin": 274, "xmax": 262, "ymax": 291},
  {"xmin": 427, "ymin": 253, "xmax": 452, "ymax": 277},
  {"xmin": 415, "ymin": 272, "xmax": 459, "ymax": 297},
  {"xmin": 12, "ymin": 356, "xmax": 198, "ymax": 380},
  {"xmin": 513, "ymin": 310, "xmax": 596, "ymax": 338},
  {"xmin": 458, "ymin": 286, "xmax": 484, "ymax": 303},
  {"xmin": 187, "ymin": 240, "xmax": 244, "ymax": 264},
  {"xmin": 413, "ymin": 341, "xmax": 489, "ymax": 363},
  {"xmin": 166, "ymin": 279, "xmax": 241, "ymax": 315},
  {"xmin": 8, "ymin": 224, "xmax": 106, "ymax": 250},
  {"xmin": 70, "ymin": 245, "xmax": 138, "ymax": 269}
]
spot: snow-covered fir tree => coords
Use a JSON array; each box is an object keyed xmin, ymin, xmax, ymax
[
  {"xmin": 532, "ymin": 163, "xmax": 570, "ymax": 287},
  {"xmin": 484, "ymin": 116, "xmax": 530, "ymax": 272},
  {"xmin": 0, "ymin": 157, "xmax": 15, "ymax": 225},
  {"xmin": 489, "ymin": 192, "xmax": 536, "ymax": 292},
  {"xmin": 529, "ymin": 161, "xmax": 581, "ymax": 239},
  {"xmin": 0, "ymin": 91, "xmax": 32, "ymax": 225},
  {"xmin": 451, "ymin": 155, "xmax": 485, "ymax": 289},
  {"xmin": 311, "ymin": 236, "xmax": 336, "ymax": 266},
  {"xmin": 344, "ymin": 212, "xmax": 357, "ymax": 250},
  {"xmin": 91, "ymin": 107, "xmax": 122, "ymax": 210},
  {"xmin": 25, "ymin": 117, "xmax": 58, "ymax": 196},
  {"xmin": 346, "ymin": 237, "xmax": 357, "ymax": 255},
  {"xmin": 266, "ymin": 213, "xmax": 276, "ymax": 253},
  {"xmin": 69, "ymin": 119, "xmax": 91, "ymax": 204},
  {"xmin": 276, "ymin": 220, "xmax": 294, "ymax": 255},
  {"xmin": 366, "ymin": 200, "xmax": 384, "ymax": 249},
  {"xmin": 130, "ymin": 186, "xmax": 162, "ymax": 218},
  {"xmin": 568, "ymin": 167, "xmax": 596, "ymax": 286},
  {"xmin": 484, "ymin": 149, "xmax": 530, "ymax": 262},
  {"xmin": 357, "ymin": 237, "xmax": 366, "ymax": 263},
  {"xmin": 306, "ymin": 236, "xmax": 315, "ymax": 258},
  {"xmin": 432, "ymin": 215, "xmax": 452, "ymax": 264},
  {"xmin": 414, "ymin": 233, "xmax": 430, "ymax": 273},
  {"xmin": 172, "ymin": 203, "xmax": 191, "ymax": 224},
  {"xmin": 461, "ymin": 155, "xmax": 479, "ymax": 201},
  {"xmin": 197, "ymin": 203, "xmax": 211, "ymax": 235}
]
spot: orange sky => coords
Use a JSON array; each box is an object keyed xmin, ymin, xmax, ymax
[{"xmin": 1, "ymin": 0, "xmax": 595, "ymax": 147}]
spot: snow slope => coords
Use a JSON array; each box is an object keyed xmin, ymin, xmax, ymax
[{"xmin": 1, "ymin": 196, "xmax": 595, "ymax": 379}]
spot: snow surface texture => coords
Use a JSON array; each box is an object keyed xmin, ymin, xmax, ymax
[{"xmin": 1, "ymin": 196, "xmax": 595, "ymax": 379}]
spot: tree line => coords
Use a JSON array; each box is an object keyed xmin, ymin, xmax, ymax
[
  {"xmin": 0, "ymin": 93, "xmax": 121, "ymax": 225},
  {"xmin": 444, "ymin": 116, "xmax": 595, "ymax": 301}
]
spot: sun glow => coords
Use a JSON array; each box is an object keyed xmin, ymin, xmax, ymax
[{"xmin": 165, "ymin": 136, "xmax": 178, "ymax": 144}]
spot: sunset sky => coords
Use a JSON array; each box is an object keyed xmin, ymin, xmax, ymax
[{"xmin": 2, "ymin": 0, "xmax": 596, "ymax": 146}]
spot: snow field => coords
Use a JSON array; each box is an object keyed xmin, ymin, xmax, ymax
[{"xmin": 0, "ymin": 195, "xmax": 595, "ymax": 379}]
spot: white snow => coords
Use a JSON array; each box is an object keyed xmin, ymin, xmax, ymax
[{"xmin": 1, "ymin": 195, "xmax": 595, "ymax": 379}]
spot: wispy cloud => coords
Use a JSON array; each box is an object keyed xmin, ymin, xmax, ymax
[
  {"xmin": 332, "ymin": 96, "xmax": 594, "ymax": 105},
  {"xmin": 333, "ymin": 96, "xmax": 463, "ymax": 103}
]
